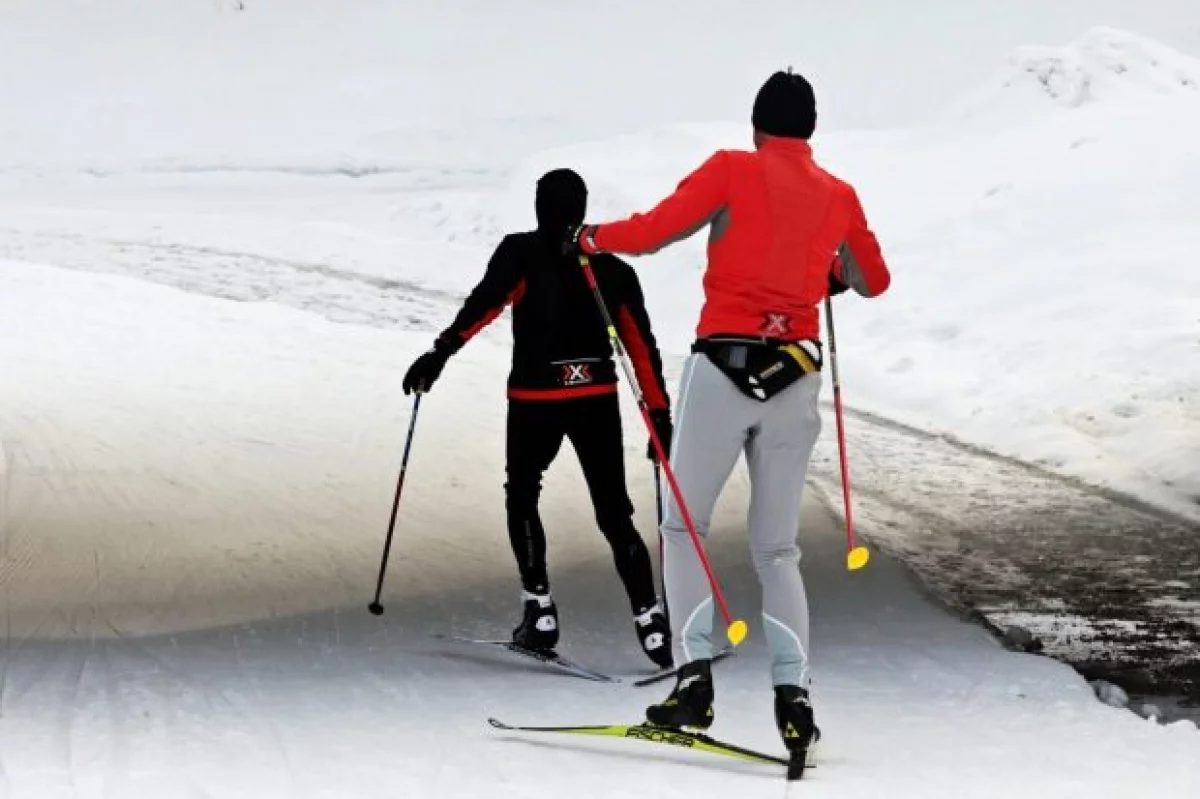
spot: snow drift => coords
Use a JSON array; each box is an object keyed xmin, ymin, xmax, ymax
[{"xmin": 947, "ymin": 27, "xmax": 1200, "ymax": 120}]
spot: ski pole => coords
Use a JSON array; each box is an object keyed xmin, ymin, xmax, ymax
[
  {"xmin": 579, "ymin": 255, "xmax": 747, "ymax": 646},
  {"xmin": 368, "ymin": 392, "xmax": 424, "ymax": 615},
  {"xmin": 653, "ymin": 460, "xmax": 668, "ymax": 620},
  {"xmin": 654, "ymin": 462, "xmax": 664, "ymax": 528},
  {"xmin": 823, "ymin": 296, "xmax": 869, "ymax": 572}
]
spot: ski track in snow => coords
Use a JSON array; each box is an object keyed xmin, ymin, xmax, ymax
[
  {"xmin": 0, "ymin": 227, "xmax": 457, "ymax": 332},
  {"xmin": 0, "ymin": 257, "xmax": 1196, "ymax": 797},
  {"xmin": 2, "ymin": 200, "xmax": 1195, "ymax": 704},
  {"xmin": 3, "ymin": 506, "xmax": 1197, "ymax": 798}
]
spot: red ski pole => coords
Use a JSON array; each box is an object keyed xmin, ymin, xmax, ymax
[
  {"xmin": 579, "ymin": 255, "xmax": 747, "ymax": 645},
  {"xmin": 823, "ymin": 296, "xmax": 869, "ymax": 571}
]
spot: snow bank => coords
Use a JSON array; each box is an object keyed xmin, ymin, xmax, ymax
[
  {"xmin": 0, "ymin": 258, "xmax": 632, "ymax": 638},
  {"xmin": 947, "ymin": 27, "xmax": 1200, "ymax": 121},
  {"xmin": 507, "ymin": 30, "xmax": 1200, "ymax": 520}
]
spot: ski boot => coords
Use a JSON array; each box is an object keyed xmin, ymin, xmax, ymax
[
  {"xmin": 774, "ymin": 685, "xmax": 820, "ymax": 779},
  {"xmin": 645, "ymin": 659, "xmax": 713, "ymax": 730},
  {"xmin": 511, "ymin": 592, "xmax": 559, "ymax": 653},
  {"xmin": 633, "ymin": 604, "xmax": 673, "ymax": 670}
]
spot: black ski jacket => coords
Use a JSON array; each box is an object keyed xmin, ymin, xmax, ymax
[{"xmin": 437, "ymin": 230, "xmax": 669, "ymax": 410}]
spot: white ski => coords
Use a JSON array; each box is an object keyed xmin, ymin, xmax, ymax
[
  {"xmin": 631, "ymin": 645, "xmax": 735, "ymax": 687},
  {"xmin": 432, "ymin": 634, "xmax": 615, "ymax": 683}
]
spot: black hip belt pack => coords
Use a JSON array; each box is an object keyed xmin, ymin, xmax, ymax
[{"xmin": 692, "ymin": 336, "xmax": 823, "ymax": 402}]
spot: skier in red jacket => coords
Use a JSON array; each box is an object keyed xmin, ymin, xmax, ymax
[{"xmin": 564, "ymin": 70, "xmax": 891, "ymax": 758}]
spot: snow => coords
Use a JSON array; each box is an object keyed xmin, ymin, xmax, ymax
[
  {"xmin": 1, "ymin": 261, "xmax": 1197, "ymax": 798},
  {"xmin": 946, "ymin": 27, "xmax": 1200, "ymax": 120},
  {"xmin": 988, "ymin": 611, "xmax": 1149, "ymax": 660},
  {"xmin": 2, "ymin": 1, "xmax": 1198, "ymax": 174},
  {"xmin": 1, "ymin": 2, "xmax": 1200, "ymax": 796},
  {"xmin": 508, "ymin": 30, "xmax": 1200, "ymax": 520}
]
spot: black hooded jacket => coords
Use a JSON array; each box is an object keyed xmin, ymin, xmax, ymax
[{"xmin": 436, "ymin": 169, "xmax": 669, "ymax": 410}]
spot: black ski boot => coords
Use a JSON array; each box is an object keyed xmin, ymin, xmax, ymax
[
  {"xmin": 645, "ymin": 659, "xmax": 713, "ymax": 729},
  {"xmin": 774, "ymin": 685, "xmax": 820, "ymax": 779},
  {"xmin": 633, "ymin": 605, "xmax": 673, "ymax": 670},
  {"xmin": 511, "ymin": 592, "xmax": 559, "ymax": 653}
]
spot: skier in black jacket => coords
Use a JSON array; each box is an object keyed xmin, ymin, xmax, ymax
[{"xmin": 402, "ymin": 168, "xmax": 674, "ymax": 668}]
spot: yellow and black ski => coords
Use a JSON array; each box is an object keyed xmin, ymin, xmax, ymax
[{"xmin": 487, "ymin": 717, "xmax": 801, "ymax": 770}]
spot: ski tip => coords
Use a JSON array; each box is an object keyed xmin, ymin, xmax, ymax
[{"xmin": 487, "ymin": 718, "xmax": 511, "ymax": 730}]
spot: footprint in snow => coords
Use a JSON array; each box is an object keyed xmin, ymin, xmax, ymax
[
  {"xmin": 927, "ymin": 324, "xmax": 962, "ymax": 341},
  {"xmin": 1111, "ymin": 402, "xmax": 1141, "ymax": 419}
]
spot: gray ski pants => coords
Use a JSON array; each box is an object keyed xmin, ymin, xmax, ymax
[{"xmin": 660, "ymin": 353, "xmax": 822, "ymax": 687}]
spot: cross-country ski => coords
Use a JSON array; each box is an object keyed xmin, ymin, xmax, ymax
[
  {"xmin": 632, "ymin": 645, "xmax": 736, "ymax": 687},
  {"xmin": 486, "ymin": 717, "xmax": 818, "ymax": 775},
  {"xmin": 433, "ymin": 634, "xmax": 616, "ymax": 682}
]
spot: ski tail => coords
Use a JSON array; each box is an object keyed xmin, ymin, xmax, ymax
[
  {"xmin": 433, "ymin": 634, "xmax": 614, "ymax": 683},
  {"xmin": 487, "ymin": 718, "xmax": 789, "ymax": 767},
  {"xmin": 503, "ymin": 644, "xmax": 614, "ymax": 683},
  {"xmin": 632, "ymin": 644, "xmax": 735, "ymax": 687},
  {"xmin": 787, "ymin": 753, "xmax": 807, "ymax": 781}
]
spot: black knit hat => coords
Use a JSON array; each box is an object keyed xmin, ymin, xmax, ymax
[
  {"xmin": 535, "ymin": 168, "xmax": 587, "ymax": 231},
  {"xmin": 752, "ymin": 70, "xmax": 817, "ymax": 139}
]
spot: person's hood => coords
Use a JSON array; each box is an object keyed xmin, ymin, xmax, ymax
[{"xmin": 535, "ymin": 168, "xmax": 587, "ymax": 234}]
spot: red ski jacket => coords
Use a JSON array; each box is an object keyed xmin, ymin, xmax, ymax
[{"xmin": 590, "ymin": 137, "xmax": 890, "ymax": 341}]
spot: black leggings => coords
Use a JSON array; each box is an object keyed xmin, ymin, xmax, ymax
[{"xmin": 505, "ymin": 393, "xmax": 658, "ymax": 614}]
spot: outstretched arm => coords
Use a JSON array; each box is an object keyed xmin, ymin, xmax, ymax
[{"xmin": 591, "ymin": 152, "xmax": 731, "ymax": 256}]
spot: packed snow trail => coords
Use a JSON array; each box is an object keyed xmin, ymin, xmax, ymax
[
  {"xmin": 0, "ymin": 262, "xmax": 1197, "ymax": 798},
  {"xmin": 4, "ymin": 187, "xmax": 1195, "ymax": 701}
]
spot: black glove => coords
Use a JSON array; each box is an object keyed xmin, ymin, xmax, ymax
[
  {"xmin": 647, "ymin": 408, "xmax": 673, "ymax": 462},
  {"xmin": 402, "ymin": 339, "xmax": 454, "ymax": 395},
  {"xmin": 828, "ymin": 270, "xmax": 850, "ymax": 297},
  {"xmin": 562, "ymin": 224, "xmax": 599, "ymax": 258}
]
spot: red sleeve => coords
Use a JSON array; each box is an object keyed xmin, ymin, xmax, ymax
[
  {"xmin": 834, "ymin": 187, "xmax": 891, "ymax": 298},
  {"xmin": 593, "ymin": 152, "xmax": 730, "ymax": 256},
  {"xmin": 616, "ymin": 305, "xmax": 669, "ymax": 412}
]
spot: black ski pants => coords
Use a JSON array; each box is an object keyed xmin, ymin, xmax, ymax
[{"xmin": 505, "ymin": 393, "xmax": 658, "ymax": 614}]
